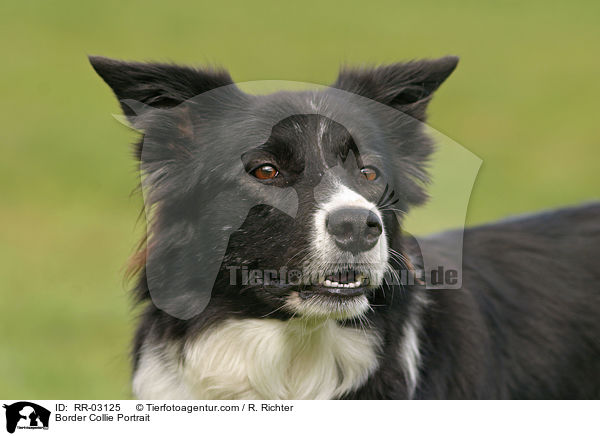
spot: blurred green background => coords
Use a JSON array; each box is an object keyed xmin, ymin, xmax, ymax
[{"xmin": 1, "ymin": 0, "xmax": 598, "ymax": 398}]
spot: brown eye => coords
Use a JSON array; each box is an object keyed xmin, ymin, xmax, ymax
[
  {"xmin": 252, "ymin": 164, "xmax": 279, "ymax": 180},
  {"xmin": 360, "ymin": 167, "xmax": 378, "ymax": 181}
]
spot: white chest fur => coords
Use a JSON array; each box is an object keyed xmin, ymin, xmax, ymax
[{"xmin": 133, "ymin": 318, "xmax": 380, "ymax": 400}]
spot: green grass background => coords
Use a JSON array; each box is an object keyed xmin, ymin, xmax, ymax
[{"xmin": 1, "ymin": 0, "xmax": 598, "ymax": 398}]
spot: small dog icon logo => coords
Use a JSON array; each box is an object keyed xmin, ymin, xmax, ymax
[{"xmin": 3, "ymin": 402, "xmax": 50, "ymax": 434}]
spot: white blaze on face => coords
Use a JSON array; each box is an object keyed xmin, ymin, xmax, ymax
[
  {"xmin": 312, "ymin": 181, "xmax": 388, "ymax": 278},
  {"xmin": 285, "ymin": 179, "xmax": 389, "ymax": 319}
]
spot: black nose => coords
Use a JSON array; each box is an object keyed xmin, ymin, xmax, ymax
[{"xmin": 326, "ymin": 208, "xmax": 383, "ymax": 254}]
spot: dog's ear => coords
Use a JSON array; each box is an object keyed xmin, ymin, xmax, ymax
[
  {"xmin": 332, "ymin": 56, "xmax": 458, "ymax": 120},
  {"xmin": 89, "ymin": 56, "xmax": 245, "ymax": 168},
  {"xmin": 89, "ymin": 56, "xmax": 234, "ymax": 117}
]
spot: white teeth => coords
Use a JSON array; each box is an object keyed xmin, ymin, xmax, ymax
[{"xmin": 321, "ymin": 275, "xmax": 368, "ymax": 288}]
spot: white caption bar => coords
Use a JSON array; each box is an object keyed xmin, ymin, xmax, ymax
[{"xmin": 1, "ymin": 400, "xmax": 597, "ymax": 435}]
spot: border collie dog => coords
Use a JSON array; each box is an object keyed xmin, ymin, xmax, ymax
[{"xmin": 90, "ymin": 55, "xmax": 600, "ymax": 399}]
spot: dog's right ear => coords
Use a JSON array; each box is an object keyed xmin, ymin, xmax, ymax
[{"xmin": 89, "ymin": 56, "xmax": 235, "ymax": 117}]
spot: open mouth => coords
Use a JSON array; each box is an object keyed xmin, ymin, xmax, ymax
[
  {"xmin": 279, "ymin": 268, "xmax": 375, "ymax": 319},
  {"xmin": 259, "ymin": 268, "xmax": 373, "ymax": 300},
  {"xmin": 304, "ymin": 270, "xmax": 369, "ymax": 299}
]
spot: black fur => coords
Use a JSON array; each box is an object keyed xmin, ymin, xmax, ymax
[
  {"xmin": 91, "ymin": 55, "xmax": 600, "ymax": 399},
  {"xmin": 350, "ymin": 204, "xmax": 600, "ymax": 399}
]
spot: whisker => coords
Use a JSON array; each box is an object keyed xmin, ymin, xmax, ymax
[{"xmin": 260, "ymin": 300, "xmax": 289, "ymax": 318}]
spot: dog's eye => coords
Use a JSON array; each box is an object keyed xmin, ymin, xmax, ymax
[
  {"xmin": 251, "ymin": 164, "xmax": 279, "ymax": 180},
  {"xmin": 360, "ymin": 167, "xmax": 378, "ymax": 181}
]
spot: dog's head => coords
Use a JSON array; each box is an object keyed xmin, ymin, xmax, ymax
[{"xmin": 91, "ymin": 56, "xmax": 457, "ymax": 320}]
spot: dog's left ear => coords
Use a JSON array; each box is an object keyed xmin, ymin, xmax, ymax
[{"xmin": 332, "ymin": 56, "xmax": 458, "ymax": 120}]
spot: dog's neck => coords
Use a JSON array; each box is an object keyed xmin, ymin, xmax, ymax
[{"xmin": 133, "ymin": 317, "xmax": 381, "ymax": 400}]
